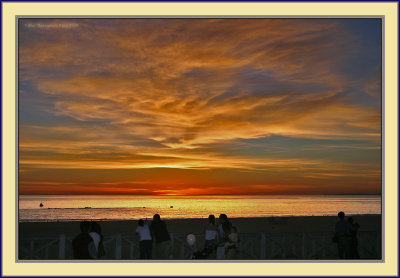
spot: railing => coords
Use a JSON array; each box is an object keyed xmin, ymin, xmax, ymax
[{"xmin": 18, "ymin": 231, "xmax": 381, "ymax": 260}]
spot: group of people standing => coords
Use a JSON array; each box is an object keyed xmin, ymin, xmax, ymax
[
  {"xmin": 333, "ymin": 211, "xmax": 360, "ymax": 259},
  {"xmin": 72, "ymin": 221, "xmax": 105, "ymax": 259},
  {"xmin": 135, "ymin": 213, "xmax": 239, "ymax": 260},
  {"xmin": 194, "ymin": 214, "xmax": 239, "ymax": 260},
  {"xmin": 135, "ymin": 214, "xmax": 172, "ymax": 259},
  {"xmin": 72, "ymin": 212, "xmax": 360, "ymax": 260}
]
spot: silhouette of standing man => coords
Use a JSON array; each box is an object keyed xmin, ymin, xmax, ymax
[
  {"xmin": 72, "ymin": 221, "xmax": 96, "ymax": 259},
  {"xmin": 334, "ymin": 211, "xmax": 352, "ymax": 259},
  {"xmin": 150, "ymin": 214, "xmax": 172, "ymax": 259}
]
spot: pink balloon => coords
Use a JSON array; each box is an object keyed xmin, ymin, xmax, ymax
[{"xmin": 186, "ymin": 234, "xmax": 196, "ymax": 246}]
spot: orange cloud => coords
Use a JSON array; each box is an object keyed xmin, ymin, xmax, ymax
[{"xmin": 18, "ymin": 19, "xmax": 382, "ymax": 195}]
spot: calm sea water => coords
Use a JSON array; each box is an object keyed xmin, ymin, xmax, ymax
[{"xmin": 19, "ymin": 195, "xmax": 381, "ymax": 222}]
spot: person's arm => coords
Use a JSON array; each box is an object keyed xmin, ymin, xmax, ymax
[{"xmin": 88, "ymin": 241, "xmax": 97, "ymax": 259}]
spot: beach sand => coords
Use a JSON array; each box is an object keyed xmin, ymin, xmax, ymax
[{"xmin": 19, "ymin": 214, "xmax": 382, "ymax": 237}]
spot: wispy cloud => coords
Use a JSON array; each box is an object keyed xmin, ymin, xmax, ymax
[{"xmin": 18, "ymin": 19, "xmax": 381, "ymax": 195}]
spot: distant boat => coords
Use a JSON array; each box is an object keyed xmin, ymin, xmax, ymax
[
  {"xmin": 170, "ymin": 205, "xmax": 173, "ymax": 208},
  {"xmin": 84, "ymin": 206, "xmax": 91, "ymax": 209},
  {"xmin": 39, "ymin": 203, "xmax": 43, "ymax": 207}
]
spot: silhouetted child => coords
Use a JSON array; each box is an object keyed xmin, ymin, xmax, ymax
[
  {"xmin": 348, "ymin": 217, "xmax": 360, "ymax": 259},
  {"xmin": 136, "ymin": 219, "xmax": 152, "ymax": 259}
]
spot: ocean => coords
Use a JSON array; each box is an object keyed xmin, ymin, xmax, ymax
[{"xmin": 18, "ymin": 195, "xmax": 381, "ymax": 222}]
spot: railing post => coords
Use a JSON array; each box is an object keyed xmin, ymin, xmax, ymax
[
  {"xmin": 170, "ymin": 233, "xmax": 174, "ymax": 260},
  {"xmin": 58, "ymin": 234, "xmax": 66, "ymax": 259},
  {"xmin": 130, "ymin": 244, "xmax": 134, "ymax": 259},
  {"xmin": 115, "ymin": 234, "xmax": 122, "ymax": 259},
  {"xmin": 30, "ymin": 240, "xmax": 35, "ymax": 259},
  {"xmin": 270, "ymin": 235, "xmax": 275, "ymax": 258},
  {"xmin": 322, "ymin": 233, "xmax": 326, "ymax": 258},
  {"xmin": 260, "ymin": 232, "xmax": 266, "ymax": 259},
  {"xmin": 180, "ymin": 238, "xmax": 185, "ymax": 259},
  {"xmin": 312, "ymin": 239, "xmax": 316, "ymax": 258},
  {"xmin": 239, "ymin": 237, "xmax": 243, "ymax": 260}
]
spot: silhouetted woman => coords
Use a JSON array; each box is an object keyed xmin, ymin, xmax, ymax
[
  {"xmin": 216, "ymin": 214, "xmax": 232, "ymax": 259},
  {"xmin": 89, "ymin": 221, "xmax": 105, "ymax": 259},
  {"xmin": 204, "ymin": 215, "xmax": 218, "ymax": 248}
]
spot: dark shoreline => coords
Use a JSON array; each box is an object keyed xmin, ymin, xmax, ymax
[{"xmin": 18, "ymin": 213, "xmax": 382, "ymax": 223}]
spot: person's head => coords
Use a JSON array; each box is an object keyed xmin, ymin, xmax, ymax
[
  {"xmin": 153, "ymin": 214, "xmax": 160, "ymax": 221},
  {"xmin": 348, "ymin": 217, "xmax": 354, "ymax": 224},
  {"xmin": 208, "ymin": 215, "xmax": 215, "ymax": 225},
  {"xmin": 80, "ymin": 221, "xmax": 91, "ymax": 233},
  {"xmin": 219, "ymin": 214, "xmax": 228, "ymax": 223},
  {"xmin": 138, "ymin": 219, "xmax": 144, "ymax": 226},
  {"xmin": 91, "ymin": 221, "xmax": 101, "ymax": 234},
  {"xmin": 338, "ymin": 211, "xmax": 345, "ymax": 219}
]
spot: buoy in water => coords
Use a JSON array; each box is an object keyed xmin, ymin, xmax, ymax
[
  {"xmin": 39, "ymin": 203, "xmax": 43, "ymax": 207},
  {"xmin": 170, "ymin": 205, "xmax": 173, "ymax": 208}
]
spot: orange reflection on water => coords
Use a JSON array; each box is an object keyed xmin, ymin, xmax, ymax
[{"xmin": 19, "ymin": 195, "xmax": 381, "ymax": 222}]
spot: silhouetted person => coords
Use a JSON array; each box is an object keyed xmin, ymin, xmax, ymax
[
  {"xmin": 136, "ymin": 219, "xmax": 152, "ymax": 259},
  {"xmin": 72, "ymin": 221, "xmax": 95, "ymax": 259},
  {"xmin": 89, "ymin": 221, "xmax": 105, "ymax": 259},
  {"xmin": 193, "ymin": 215, "xmax": 218, "ymax": 259},
  {"xmin": 204, "ymin": 215, "xmax": 218, "ymax": 248},
  {"xmin": 216, "ymin": 214, "xmax": 232, "ymax": 259},
  {"xmin": 150, "ymin": 214, "xmax": 171, "ymax": 259},
  {"xmin": 348, "ymin": 217, "xmax": 360, "ymax": 259},
  {"xmin": 334, "ymin": 211, "xmax": 352, "ymax": 259},
  {"xmin": 225, "ymin": 226, "xmax": 239, "ymax": 259}
]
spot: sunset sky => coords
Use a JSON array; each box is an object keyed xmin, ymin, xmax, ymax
[{"xmin": 19, "ymin": 18, "xmax": 381, "ymax": 195}]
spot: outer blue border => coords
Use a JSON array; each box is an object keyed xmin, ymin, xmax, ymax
[{"xmin": 1, "ymin": 0, "xmax": 398, "ymax": 277}]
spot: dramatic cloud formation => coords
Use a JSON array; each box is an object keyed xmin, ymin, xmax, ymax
[{"xmin": 19, "ymin": 19, "xmax": 381, "ymax": 195}]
